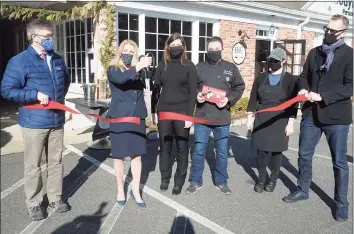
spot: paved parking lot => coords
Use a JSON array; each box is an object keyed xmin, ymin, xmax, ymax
[{"xmin": 1, "ymin": 121, "xmax": 353, "ymax": 234}]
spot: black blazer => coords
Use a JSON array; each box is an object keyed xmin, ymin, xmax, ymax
[
  {"xmin": 106, "ymin": 66, "xmax": 147, "ymax": 119},
  {"xmin": 298, "ymin": 44, "xmax": 353, "ymax": 125}
]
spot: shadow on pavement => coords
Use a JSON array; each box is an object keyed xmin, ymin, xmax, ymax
[
  {"xmin": 0, "ymin": 101, "xmax": 19, "ymax": 129},
  {"xmin": 50, "ymin": 202, "xmax": 108, "ymax": 234},
  {"xmin": 0, "ymin": 129, "xmax": 12, "ymax": 149},
  {"xmin": 169, "ymin": 216, "xmax": 195, "ymax": 234},
  {"xmin": 228, "ymin": 132, "xmax": 338, "ymax": 212}
]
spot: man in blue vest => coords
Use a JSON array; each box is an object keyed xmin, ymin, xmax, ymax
[{"xmin": 1, "ymin": 19, "xmax": 71, "ymax": 221}]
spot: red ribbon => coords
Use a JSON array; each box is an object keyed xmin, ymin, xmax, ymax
[
  {"xmin": 23, "ymin": 101, "xmax": 141, "ymax": 124},
  {"xmin": 159, "ymin": 95, "xmax": 308, "ymax": 123}
]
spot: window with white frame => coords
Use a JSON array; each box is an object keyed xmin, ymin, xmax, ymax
[
  {"xmin": 144, "ymin": 16, "xmax": 192, "ymax": 62},
  {"xmin": 256, "ymin": 29, "xmax": 270, "ymax": 37},
  {"xmin": 64, "ymin": 18, "xmax": 93, "ymax": 84},
  {"xmin": 55, "ymin": 24, "xmax": 64, "ymax": 57},
  {"xmin": 117, "ymin": 13, "xmax": 139, "ymax": 46},
  {"xmin": 198, "ymin": 22, "xmax": 213, "ymax": 62}
]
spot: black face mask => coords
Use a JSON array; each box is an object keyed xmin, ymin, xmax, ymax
[
  {"xmin": 268, "ymin": 60, "xmax": 282, "ymax": 72},
  {"xmin": 207, "ymin": 51, "xmax": 222, "ymax": 63},
  {"xmin": 169, "ymin": 46, "xmax": 183, "ymax": 58},
  {"xmin": 121, "ymin": 54, "xmax": 133, "ymax": 65},
  {"xmin": 323, "ymin": 32, "xmax": 340, "ymax": 45}
]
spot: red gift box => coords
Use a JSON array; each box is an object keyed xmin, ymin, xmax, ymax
[{"xmin": 201, "ymin": 85, "xmax": 226, "ymax": 104}]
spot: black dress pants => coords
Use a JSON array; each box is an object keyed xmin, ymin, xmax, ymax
[
  {"xmin": 257, "ymin": 150, "xmax": 283, "ymax": 181},
  {"xmin": 158, "ymin": 119, "xmax": 190, "ymax": 186}
]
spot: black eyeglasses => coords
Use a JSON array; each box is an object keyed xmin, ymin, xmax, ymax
[{"xmin": 323, "ymin": 26, "xmax": 347, "ymax": 35}]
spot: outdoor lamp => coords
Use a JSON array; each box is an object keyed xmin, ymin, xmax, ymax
[{"xmin": 269, "ymin": 24, "xmax": 276, "ymax": 36}]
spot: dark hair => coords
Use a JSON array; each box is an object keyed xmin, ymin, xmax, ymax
[
  {"xmin": 163, "ymin": 33, "xmax": 188, "ymax": 70},
  {"xmin": 206, "ymin": 36, "xmax": 224, "ymax": 50},
  {"xmin": 331, "ymin": 14, "xmax": 349, "ymax": 29}
]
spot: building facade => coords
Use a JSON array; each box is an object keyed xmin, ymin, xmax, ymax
[{"xmin": 3, "ymin": 1, "xmax": 354, "ymax": 99}]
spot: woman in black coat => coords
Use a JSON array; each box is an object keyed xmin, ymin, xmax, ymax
[
  {"xmin": 246, "ymin": 48, "xmax": 298, "ymax": 193},
  {"xmin": 107, "ymin": 39, "xmax": 152, "ymax": 207}
]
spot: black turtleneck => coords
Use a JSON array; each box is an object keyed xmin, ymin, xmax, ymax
[{"xmin": 153, "ymin": 58, "xmax": 198, "ymax": 116}]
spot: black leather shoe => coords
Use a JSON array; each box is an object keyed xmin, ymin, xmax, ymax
[
  {"xmin": 254, "ymin": 182, "xmax": 265, "ymax": 193},
  {"xmin": 172, "ymin": 185, "xmax": 182, "ymax": 195},
  {"xmin": 160, "ymin": 181, "xmax": 169, "ymax": 191},
  {"xmin": 334, "ymin": 206, "xmax": 348, "ymax": 222},
  {"xmin": 264, "ymin": 181, "xmax": 276, "ymax": 192},
  {"xmin": 282, "ymin": 191, "xmax": 309, "ymax": 203}
]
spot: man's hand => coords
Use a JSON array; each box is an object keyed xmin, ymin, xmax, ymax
[
  {"xmin": 197, "ymin": 92, "xmax": 205, "ymax": 103},
  {"xmin": 307, "ymin": 92, "xmax": 322, "ymax": 102},
  {"xmin": 285, "ymin": 123, "xmax": 294, "ymax": 137},
  {"xmin": 37, "ymin": 92, "xmax": 49, "ymax": 105},
  {"xmin": 184, "ymin": 120, "xmax": 193, "ymax": 129},
  {"xmin": 298, "ymin": 89, "xmax": 308, "ymax": 96},
  {"xmin": 217, "ymin": 97, "xmax": 228, "ymax": 108}
]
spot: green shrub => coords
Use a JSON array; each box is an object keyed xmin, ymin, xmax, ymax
[{"xmin": 231, "ymin": 97, "xmax": 249, "ymax": 113}]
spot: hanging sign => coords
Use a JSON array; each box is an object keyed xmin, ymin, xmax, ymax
[{"xmin": 232, "ymin": 42, "xmax": 246, "ymax": 65}]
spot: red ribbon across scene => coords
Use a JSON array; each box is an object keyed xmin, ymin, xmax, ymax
[
  {"xmin": 23, "ymin": 101, "xmax": 141, "ymax": 124},
  {"xmin": 23, "ymin": 95, "xmax": 308, "ymax": 125}
]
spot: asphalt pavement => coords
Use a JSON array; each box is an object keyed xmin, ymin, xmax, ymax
[{"xmin": 1, "ymin": 120, "xmax": 353, "ymax": 234}]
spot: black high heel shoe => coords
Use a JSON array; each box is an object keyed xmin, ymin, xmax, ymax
[{"xmin": 130, "ymin": 190, "xmax": 146, "ymax": 208}]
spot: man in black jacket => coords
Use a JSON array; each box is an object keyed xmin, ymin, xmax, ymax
[
  {"xmin": 185, "ymin": 36, "xmax": 245, "ymax": 195},
  {"xmin": 283, "ymin": 14, "xmax": 353, "ymax": 222}
]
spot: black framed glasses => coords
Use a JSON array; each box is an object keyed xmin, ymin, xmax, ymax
[{"xmin": 323, "ymin": 26, "xmax": 347, "ymax": 35}]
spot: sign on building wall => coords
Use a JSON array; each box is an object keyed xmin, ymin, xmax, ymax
[
  {"xmin": 232, "ymin": 42, "xmax": 246, "ymax": 65},
  {"xmin": 304, "ymin": 0, "xmax": 353, "ymax": 17}
]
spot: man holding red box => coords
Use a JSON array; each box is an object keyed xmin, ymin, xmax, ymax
[{"xmin": 186, "ymin": 36, "xmax": 245, "ymax": 195}]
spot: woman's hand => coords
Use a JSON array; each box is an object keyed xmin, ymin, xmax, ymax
[
  {"xmin": 246, "ymin": 113, "xmax": 254, "ymax": 132},
  {"xmin": 197, "ymin": 92, "xmax": 206, "ymax": 103},
  {"xmin": 285, "ymin": 122, "xmax": 294, "ymax": 137},
  {"xmin": 136, "ymin": 55, "xmax": 152, "ymax": 72},
  {"xmin": 184, "ymin": 120, "xmax": 193, "ymax": 129}
]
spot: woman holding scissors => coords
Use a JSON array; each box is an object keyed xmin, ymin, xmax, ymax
[{"xmin": 246, "ymin": 47, "xmax": 298, "ymax": 193}]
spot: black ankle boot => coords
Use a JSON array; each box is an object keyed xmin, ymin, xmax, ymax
[
  {"xmin": 264, "ymin": 180, "xmax": 276, "ymax": 192},
  {"xmin": 160, "ymin": 181, "xmax": 169, "ymax": 191},
  {"xmin": 254, "ymin": 174, "xmax": 267, "ymax": 193}
]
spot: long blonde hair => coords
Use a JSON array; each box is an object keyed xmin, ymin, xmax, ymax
[{"xmin": 112, "ymin": 39, "xmax": 140, "ymax": 70}]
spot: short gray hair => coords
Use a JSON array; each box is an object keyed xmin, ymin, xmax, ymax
[
  {"xmin": 26, "ymin": 19, "xmax": 52, "ymax": 42},
  {"xmin": 331, "ymin": 14, "xmax": 349, "ymax": 29}
]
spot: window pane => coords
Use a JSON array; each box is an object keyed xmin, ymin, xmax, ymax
[
  {"xmin": 69, "ymin": 21, "xmax": 75, "ymax": 36},
  {"xmin": 70, "ymin": 37, "xmax": 75, "ymax": 52},
  {"xmin": 158, "ymin": 34, "xmax": 168, "ymax": 50},
  {"xmin": 158, "ymin": 51, "xmax": 164, "ymax": 62},
  {"xmin": 77, "ymin": 53, "xmax": 82, "ymax": 68},
  {"xmin": 71, "ymin": 53, "xmax": 75, "ymax": 67},
  {"xmin": 129, "ymin": 31, "xmax": 139, "ymax": 46},
  {"xmin": 118, "ymin": 31, "xmax": 128, "ymax": 45},
  {"xmin": 183, "ymin": 21, "xmax": 192, "ymax": 36},
  {"xmin": 145, "ymin": 34, "xmax": 157, "ymax": 49},
  {"xmin": 60, "ymin": 38, "xmax": 64, "ymax": 51},
  {"xmin": 184, "ymin": 36, "xmax": 191, "ymax": 51},
  {"xmin": 199, "ymin": 52, "xmax": 206, "ymax": 62},
  {"xmin": 81, "ymin": 52, "xmax": 85, "ymax": 67},
  {"xmin": 70, "ymin": 68, "xmax": 76, "ymax": 83},
  {"xmin": 67, "ymin": 53, "xmax": 71, "ymax": 67},
  {"xmin": 76, "ymin": 35, "xmax": 81, "ymax": 51},
  {"xmin": 77, "ymin": 69, "xmax": 82, "ymax": 84},
  {"xmin": 171, "ymin": 20, "xmax": 181, "ymax": 34},
  {"xmin": 87, "ymin": 18, "xmax": 92, "ymax": 33},
  {"xmin": 81, "ymin": 35, "xmax": 85, "ymax": 50},
  {"xmin": 129, "ymin": 14, "xmax": 139, "ymax": 31},
  {"xmin": 56, "ymin": 25, "xmax": 59, "ymax": 36},
  {"xmin": 199, "ymin": 37, "xmax": 206, "ymax": 51},
  {"xmin": 75, "ymin": 20, "xmax": 81, "ymax": 35},
  {"xmin": 80, "ymin": 20, "xmax": 85, "ymax": 34},
  {"xmin": 145, "ymin": 17, "xmax": 157, "ymax": 33},
  {"xmin": 87, "ymin": 33, "xmax": 93, "ymax": 49},
  {"xmin": 81, "ymin": 69, "xmax": 86, "ymax": 83},
  {"xmin": 199, "ymin": 22, "xmax": 206, "ymax": 36},
  {"xmin": 207, "ymin": 23, "xmax": 213, "ymax": 37},
  {"xmin": 158, "ymin": 18, "xmax": 169, "ymax": 34},
  {"xmin": 118, "ymin": 13, "xmax": 128, "ymax": 30},
  {"xmin": 65, "ymin": 22, "xmax": 70, "ymax": 36}
]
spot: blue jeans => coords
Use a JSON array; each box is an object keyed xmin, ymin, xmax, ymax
[
  {"xmin": 297, "ymin": 114, "xmax": 350, "ymax": 207},
  {"xmin": 188, "ymin": 123, "xmax": 230, "ymax": 186}
]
